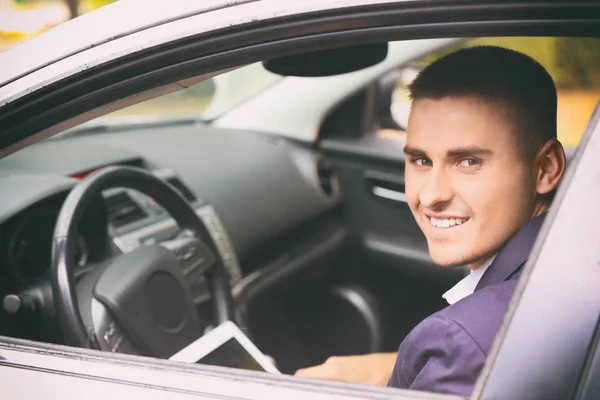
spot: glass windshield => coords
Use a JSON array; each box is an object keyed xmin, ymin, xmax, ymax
[{"xmin": 64, "ymin": 62, "xmax": 283, "ymax": 132}]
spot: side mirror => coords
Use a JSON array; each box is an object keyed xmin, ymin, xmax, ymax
[
  {"xmin": 377, "ymin": 69, "xmax": 403, "ymax": 130},
  {"xmin": 263, "ymin": 43, "xmax": 388, "ymax": 77},
  {"xmin": 378, "ymin": 65, "xmax": 422, "ymax": 130}
]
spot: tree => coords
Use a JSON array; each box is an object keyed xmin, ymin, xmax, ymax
[{"xmin": 65, "ymin": 0, "xmax": 79, "ymax": 19}]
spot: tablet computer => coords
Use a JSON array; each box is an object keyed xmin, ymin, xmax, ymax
[{"xmin": 169, "ymin": 320, "xmax": 280, "ymax": 374}]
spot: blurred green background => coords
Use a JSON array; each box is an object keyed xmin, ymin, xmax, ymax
[
  {"xmin": 387, "ymin": 36, "xmax": 600, "ymax": 146},
  {"xmin": 424, "ymin": 37, "xmax": 600, "ymax": 90},
  {"xmin": 0, "ymin": 0, "xmax": 116, "ymax": 51}
]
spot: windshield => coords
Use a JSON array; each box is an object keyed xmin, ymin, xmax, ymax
[{"xmin": 64, "ymin": 62, "xmax": 283, "ymax": 132}]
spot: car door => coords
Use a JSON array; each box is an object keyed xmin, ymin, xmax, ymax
[{"xmin": 1, "ymin": 1, "xmax": 600, "ymax": 400}]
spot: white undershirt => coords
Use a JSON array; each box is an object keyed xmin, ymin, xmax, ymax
[{"xmin": 442, "ymin": 254, "xmax": 497, "ymax": 305}]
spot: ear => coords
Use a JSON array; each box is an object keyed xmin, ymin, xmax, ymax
[{"xmin": 535, "ymin": 139, "xmax": 566, "ymax": 196}]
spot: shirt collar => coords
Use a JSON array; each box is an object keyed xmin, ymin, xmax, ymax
[
  {"xmin": 474, "ymin": 213, "xmax": 547, "ymax": 292},
  {"xmin": 442, "ymin": 254, "xmax": 497, "ymax": 305}
]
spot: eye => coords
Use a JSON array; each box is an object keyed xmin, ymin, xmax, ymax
[
  {"xmin": 458, "ymin": 158, "xmax": 480, "ymax": 167},
  {"xmin": 412, "ymin": 157, "xmax": 431, "ymax": 167}
]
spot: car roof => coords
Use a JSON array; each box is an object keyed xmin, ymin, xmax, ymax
[
  {"xmin": 0, "ymin": 0, "xmax": 409, "ymax": 95},
  {"xmin": 0, "ymin": 0, "xmax": 243, "ymax": 88}
]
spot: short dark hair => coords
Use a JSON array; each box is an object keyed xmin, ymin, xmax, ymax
[{"xmin": 408, "ymin": 45, "xmax": 557, "ymax": 159}]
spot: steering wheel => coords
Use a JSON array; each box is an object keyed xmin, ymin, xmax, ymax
[{"xmin": 50, "ymin": 166, "xmax": 235, "ymax": 358}]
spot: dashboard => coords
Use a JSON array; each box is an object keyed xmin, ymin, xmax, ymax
[
  {"xmin": 0, "ymin": 124, "xmax": 341, "ymax": 338},
  {"xmin": 0, "ymin": 192, "xmax": 107, "ymax": 288}
]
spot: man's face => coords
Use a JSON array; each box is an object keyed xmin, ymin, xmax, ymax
[{"xmin": 405, "ymin": 97, "xmax": 538, "ymax": 269}]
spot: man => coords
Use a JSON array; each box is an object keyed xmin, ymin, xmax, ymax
[{"xmin": 295, "ymin": 46, "xmax": 566, "ymax": 395}]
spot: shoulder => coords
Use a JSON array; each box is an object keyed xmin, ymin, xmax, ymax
[
  {"xmin": 390, "ymin": 315, "xmax": 487, "ymax": 394},
  {"xmin": 400, "ymin": 314, "xmax": 485, "ymax": 359},
  {"xmin": 389, "ymin": 279, "xmax": 519, "ymax": 394},
  {"xmin": 400, "ymin": 276, "xmax": 519, "ymax": 357},
  {"xmin": 438, "ymin": 277, "xmax": 519, "ymax": 354}
]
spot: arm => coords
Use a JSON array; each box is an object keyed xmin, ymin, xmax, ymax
[
  {"xmin": 294, "ymin": 352, "xmax": 397, "ymax": 386},
  {"xmin": 389, "ymin": 316, "xmax": 487, "ymax": 396}
]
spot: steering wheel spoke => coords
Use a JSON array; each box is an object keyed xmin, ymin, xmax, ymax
[
  {"xmin": 159, "ymin": 236, "xmax": 217, "ymax": 284},
  {"xmin": 91, "ymin": 299, "xmax": 138, "ymax": 355}
]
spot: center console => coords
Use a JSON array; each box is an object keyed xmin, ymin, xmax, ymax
[{"xmin": 101, "ymin": 170, "xmax": 242, "ymax": 304}]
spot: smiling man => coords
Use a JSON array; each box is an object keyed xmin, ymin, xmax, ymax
[
  {"xmin": 296, "ymin": 46, "xmax": 566, "ymax": 395},
  {"xmin": 387, "ymin": 45, "xmax": 566, "ymax": 394}
]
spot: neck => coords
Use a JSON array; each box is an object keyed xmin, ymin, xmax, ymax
[
  {"xmin": 532, "ymin": 202, "xmax": 549, "ymax": 219},
  {"xmin": 467, "ymin": 207, "xmax": 548, "ymax": 272},
  {"xmin": 468, "ymin": 254, "xmax": 494, "ymax": 271}
]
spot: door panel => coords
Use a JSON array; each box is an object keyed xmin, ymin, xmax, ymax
[{"xmin": 319, "ymin": 136, "xmax": 467, "ymax": 353}]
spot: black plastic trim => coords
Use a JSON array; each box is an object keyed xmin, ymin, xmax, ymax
[
  {"xmin": 362, "ymin": 232, "xmax": 468, "ymax": 289},
  {"xmin": 320, "ymin": 137, "xmax": 406, "ymax": 167},
  {"xmin": 233, "ymin": 222, "xmax": 348, "ymax": 310},
  {"xmin": 329, "ymin": 285, "xmax": 384, "ymax": 353}
]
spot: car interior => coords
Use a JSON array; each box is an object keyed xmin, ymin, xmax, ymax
[{"xmin": 0, "ymin": 36, "xmax": 584, "ymax": 377}]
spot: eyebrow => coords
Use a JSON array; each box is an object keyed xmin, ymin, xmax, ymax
[
  {"xmin": 446, "ymin": 146, "xmax": 494, "ymax": 158},
  {"xmin": 403, "ymin": 145, "xmax": 426, "ymax": 157},
  {"xmin": 403, "ymin": 145, "xmax": 494, "ymax": 158}
]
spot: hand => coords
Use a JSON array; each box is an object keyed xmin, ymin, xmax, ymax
[{"xmin": 294, "ymin": 352, "xmax": 397, "ymax": 386}]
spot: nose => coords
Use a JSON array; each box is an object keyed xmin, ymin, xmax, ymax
[{"xmin": 419, "ymin": 167, "xmax": 453, "ymax": 210}]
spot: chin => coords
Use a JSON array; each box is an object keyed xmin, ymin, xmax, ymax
[
  {"xmin": 429, "ymin": 247, "xmax": 475, "ymax": 268},
  {"xmin": 431, "ymin": 257, "xmax": 469, "ymax": 268}
]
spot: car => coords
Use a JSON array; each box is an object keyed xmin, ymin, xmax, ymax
[{"xmin": 0, "ymin": 1, "xmax": 599, "ymax": 399}]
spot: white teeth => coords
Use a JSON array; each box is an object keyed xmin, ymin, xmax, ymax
[{"xmin": 430, "ymin": 217, "xmax": 468, "ymax": 228}]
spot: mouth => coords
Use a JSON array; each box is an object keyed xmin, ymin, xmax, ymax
[{"xmin": 426, "ymin": 215, "xmax": 470, "ymax": 229}]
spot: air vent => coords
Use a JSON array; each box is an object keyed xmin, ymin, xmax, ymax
[
  {"xmin": 166, "ymin": 177, "xmax": 196, "ymax": 202},
  {"xmin": 104, "ymin": 192, "xmax": 149, "ymax": 228},
  {"xmin": 317, "ymin": 158, "xmax": 336, "ymax": 196}
]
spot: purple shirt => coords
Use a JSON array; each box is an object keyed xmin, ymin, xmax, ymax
[{"xmin": 388, "ymin": 214, "xmax": 546, "ymax": 395}]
